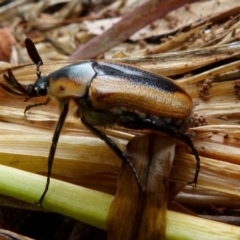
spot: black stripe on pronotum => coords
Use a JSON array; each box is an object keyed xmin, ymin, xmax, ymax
[{"xmin": 0, "ymin": 38, "xmax": 200, "ymax": 206}]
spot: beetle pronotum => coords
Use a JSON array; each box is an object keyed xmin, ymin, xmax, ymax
[{"xmin": 0, "ymin": 39, "xmax": 200, "ymax": 205}]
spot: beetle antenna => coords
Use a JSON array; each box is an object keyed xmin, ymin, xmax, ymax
[
  {"xmin": 25, "ymin": 38, "xmax": 43, "ymax": 78},
  {"xmin": 0, "ymin": 69, "xmax": 28, "ymax": 96}
]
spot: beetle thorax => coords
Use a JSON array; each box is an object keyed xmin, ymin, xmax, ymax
[
  {"xmin": 47, "ymin": 62, "xmax": 97, "ymax": 100},
  {"xmin": 48, "ymin": 77, "xmax": 89, "ymax": 99}
]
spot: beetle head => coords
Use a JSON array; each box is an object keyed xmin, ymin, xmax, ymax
[
  {"xmin": 1, "ymin": 70, "xmax": 48, "ymax": 102},
  {"xmin": 1, "ymin": 38, "xmax": 47, "ymax": 101},
  {"xmin": 25, "ymin": 75, "xmax": 48, "ymax": 100}
]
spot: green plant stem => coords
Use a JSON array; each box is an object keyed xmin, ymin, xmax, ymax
[
  {"xmin": 0, "ymin": 164, "xmax": 113, "ymax": 229},
  {"xmin": 0, "ymin": 164, "xmax": 240, "ymax": 239}
]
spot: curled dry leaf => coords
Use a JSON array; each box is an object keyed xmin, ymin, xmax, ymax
[{"xmin": 0, "ymin": 28, "xmax": 16, "ymax": 62}]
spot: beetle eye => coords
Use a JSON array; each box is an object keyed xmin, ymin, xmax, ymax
[{"xmin": 37, "ymin": 87, "xmax": 47, "ymax": 96}]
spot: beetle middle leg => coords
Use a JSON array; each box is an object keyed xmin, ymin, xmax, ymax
[
  {"xmin": 81, "ymin": 118, "xmax": 142, "ymax": 192},
  {"xmin": 36, "ymin": 101, "xmax": 69, "ymax": 206}
]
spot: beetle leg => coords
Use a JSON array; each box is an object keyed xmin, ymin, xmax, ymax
[
  {"xmin": 36, "ymin": 101, "xmax": 69, "ymax": 206},
  {"xmin": 81, "ymin": 118, "xmax": 142, "ymax": 192},
  {"xmin": 120, "ymin": 118, "xmax": 200, "ymax": 186},
  {"xmin": 24, "ymin": 97, "xmax": 51, "ymax": 116}
]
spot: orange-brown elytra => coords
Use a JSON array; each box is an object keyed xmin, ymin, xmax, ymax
[{"xmin": 0, "ymin": 38, "xmax": 200, "ymax": 206}]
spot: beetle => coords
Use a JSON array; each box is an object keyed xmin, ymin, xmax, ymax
[{"xmin": 0, "ymin": 38, "xmax": 200, "ymax": 205}]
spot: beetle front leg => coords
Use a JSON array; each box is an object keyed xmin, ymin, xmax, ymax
[
  {"xmin": 24, "ymin": 97, "xmax": 51, "ymax": 116},
  {"xmin": 81, "ymin": 118, "xmax": 142, "ymax": 192},
  {"xmin": 120, "ymin": 118, "xmax": 200, "ymax": 186}
]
